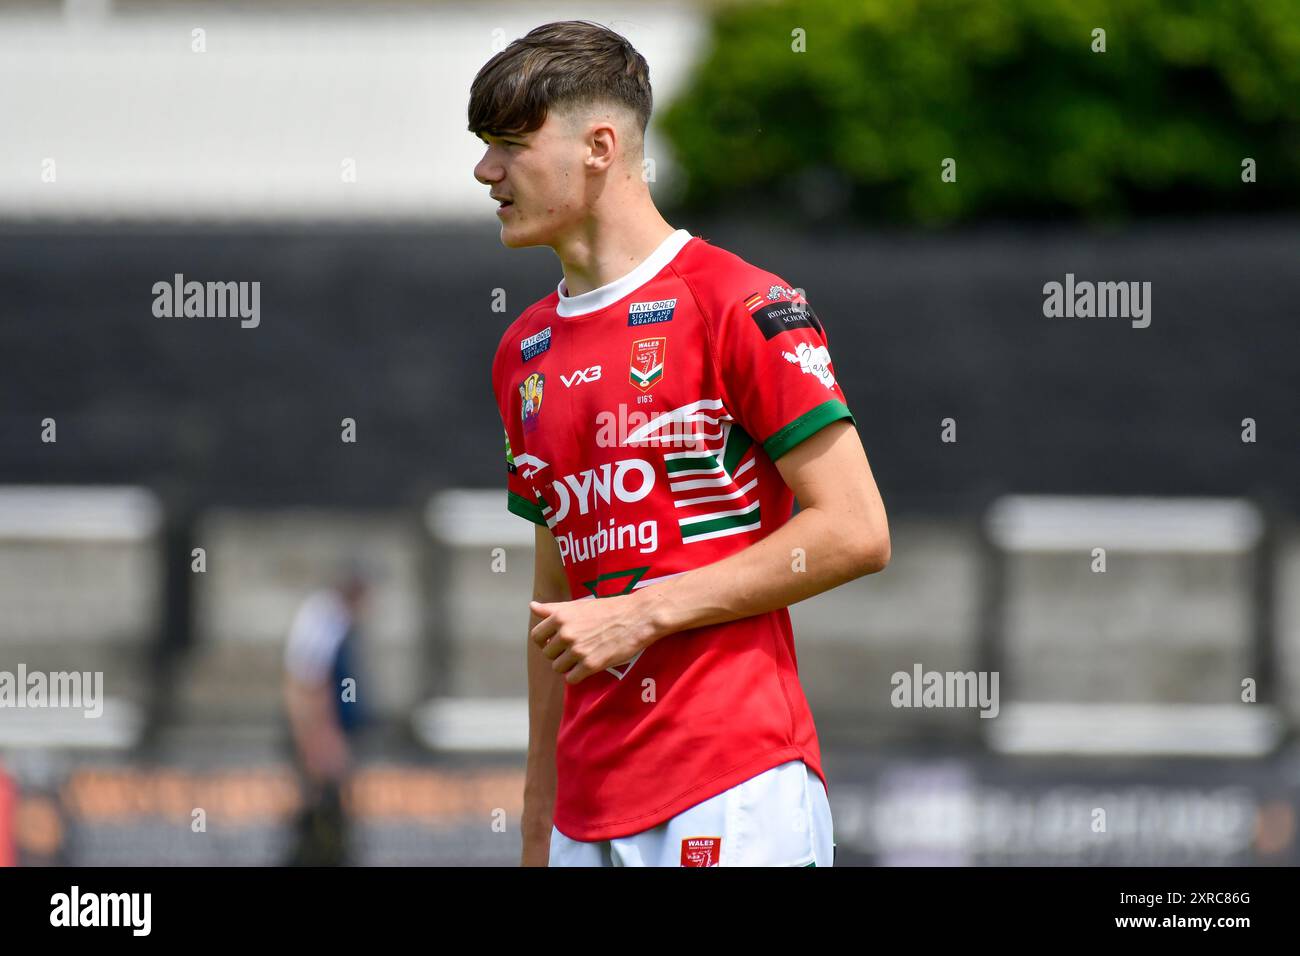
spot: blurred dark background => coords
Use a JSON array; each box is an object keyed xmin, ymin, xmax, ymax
[{"xmin": 4, "ymin": 217, "xmax": 1296, "ymax": 511}]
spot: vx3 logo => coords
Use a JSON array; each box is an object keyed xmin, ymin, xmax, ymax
[{"xmin": 562, "ymin": 365, "xmax": 602, "ymax": 388}]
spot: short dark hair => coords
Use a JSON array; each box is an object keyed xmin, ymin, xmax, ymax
[{"xmin": 467, "ymin": 20, "xmax": 653, "ymax": 139}]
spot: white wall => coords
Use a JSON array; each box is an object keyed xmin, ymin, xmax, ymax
[{"xmin": 0, "ymin": 2, "xmax": 705, "ymax": 221}]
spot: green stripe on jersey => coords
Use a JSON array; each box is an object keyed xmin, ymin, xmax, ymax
[
  {"xmin": 680, "ymin": 506, "xmax": 761, "ymax": 539},
  {"xmin": 665, "ymin": 453, "xmax": 718, "ymax": 474},
  {"xmin": 763, "ymin": 399, "xmax": 855, "ymax": 462},
  {"xmin": 507, "ymin": 490, "xmax": 547, "ymax": 526},
  {"xmin": 722, "ymin": 423, "xmax": 754, "ymax": 475}
]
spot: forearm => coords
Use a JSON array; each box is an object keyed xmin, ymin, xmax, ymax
[
  {"xmin": 635, "ymin": 501, "xmax": 887, "ymax": 641},
  {"xmin": 522, "ymin": 608, "xmax": 565, "ymax": 830}
]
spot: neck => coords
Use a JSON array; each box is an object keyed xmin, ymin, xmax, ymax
[{"xmin": 554, "ymin": 191, "xmax": 676, "ymax": 297}]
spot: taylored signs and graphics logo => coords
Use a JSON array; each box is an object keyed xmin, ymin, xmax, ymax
[
  {"xmin": 520, "ymin": 326, "xmax": 552, "ymax": 362},
  {"xmin": 628, "ymin": 298, "xmax": 677, "ymax": 327},
  {"xmin": 630, "ymin": 336, "xmax": 666, "ymax": 391},
  {"xmin": 519, "ymin": 372, "xmax": 545, "ymax": 433}
]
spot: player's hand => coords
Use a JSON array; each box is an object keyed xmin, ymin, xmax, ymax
[{"xmin": 528, "ymin": 595, "xmax": 656, "ymax": 684}]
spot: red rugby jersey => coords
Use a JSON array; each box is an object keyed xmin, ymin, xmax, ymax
[{"xmin": 491, "ymin": 229, "xmax": 855, "ymax": 841}]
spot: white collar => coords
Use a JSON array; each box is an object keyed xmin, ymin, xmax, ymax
[{"xmin": 555, "ymin": 229, "xmax": 693, "ymax": 317}]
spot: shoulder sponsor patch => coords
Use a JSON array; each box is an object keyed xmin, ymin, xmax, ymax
[
  {"xmin": 744, "ymin": 284, "xmax": 824, "ymax": 339},
  {"xmin": 749, "ymin": 297, "xmax": 823, "ymax": 340},
  {"xmin": 520, "ymin": 326, "xmax": 552, "ymax": 362},
  {"xmin": 628, "ymin": 297, "xmax": 677, "ymax": 326}
]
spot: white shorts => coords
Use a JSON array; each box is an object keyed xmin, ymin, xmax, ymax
[{"xmin": 548, "ymin": 759, "xmax": 834, "ymax": 867}]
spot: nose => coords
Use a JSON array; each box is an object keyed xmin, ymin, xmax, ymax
[{"xmin": 474, "ymin": 148, "xmax": 503, "ymax": 187}]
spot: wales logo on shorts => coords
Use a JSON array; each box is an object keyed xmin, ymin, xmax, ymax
[
  {"xmin": 519, "ymin": 372, "xmax": 544, "ymax": 433},
  {"xmin": 680, "ymin": 837, "xmax": 721, "ymax": 867},
  {"xmin": 629, "ymin": 336, "xmax": 666, "ymax": 390}
]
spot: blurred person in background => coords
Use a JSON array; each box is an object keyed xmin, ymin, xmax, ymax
[{"xmin": 282, "ymin": 563, "xmax": 370, "ymax": 866}]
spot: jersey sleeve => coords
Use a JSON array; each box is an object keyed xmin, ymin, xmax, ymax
[
  {"xmin": 493, "ymin": 327, "xmax": 549, "ymax": 527},
  {"xmin": 502, "ymin": 420, "xmax": 547, "ymax": 526},
  {"xmin": 710, "ymin": 275, "xmax": 856, "ymax": 461}
]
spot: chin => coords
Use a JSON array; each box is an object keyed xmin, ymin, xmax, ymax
[
  {"xmin": 499, "ymin": 223, "xmax": 551, "ymax": 250},
  {"xmin": 499, "ymin": 229, "xmax": 534, "ymax": 249}
]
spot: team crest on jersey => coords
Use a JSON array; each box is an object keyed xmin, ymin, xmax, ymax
[
  {"xmin": 681, "ymin": 837, "xmax": 721, "ymax": 867},
  {"xmin": 519, "ymin": 372, "xmax": 545, "ymax": 432},
  {"xmin": 629, "ymin": 337, "xmax": 666, "ymax": 390},
  {"xmin": 520, "ymin": 326, "xmax": 552, "ymax": 362}
]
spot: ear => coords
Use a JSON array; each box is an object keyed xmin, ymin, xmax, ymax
[{"xmin": 585, "ymin": 118, "xmax": 618, "ymax": 173}]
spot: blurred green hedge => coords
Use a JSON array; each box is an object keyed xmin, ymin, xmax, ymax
[{"xmin": 659, "ymin": 0, "xmax": 1300, "ymax": 224}]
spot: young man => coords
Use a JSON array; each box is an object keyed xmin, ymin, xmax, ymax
[{"xmin": 470, "ymin": 21, "xmax": 890, "ymax": 867}]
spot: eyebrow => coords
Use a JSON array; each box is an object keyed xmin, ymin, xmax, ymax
[{"xmin": 477, "ymin": 130, "xmax": 529, "ymax": 144}]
